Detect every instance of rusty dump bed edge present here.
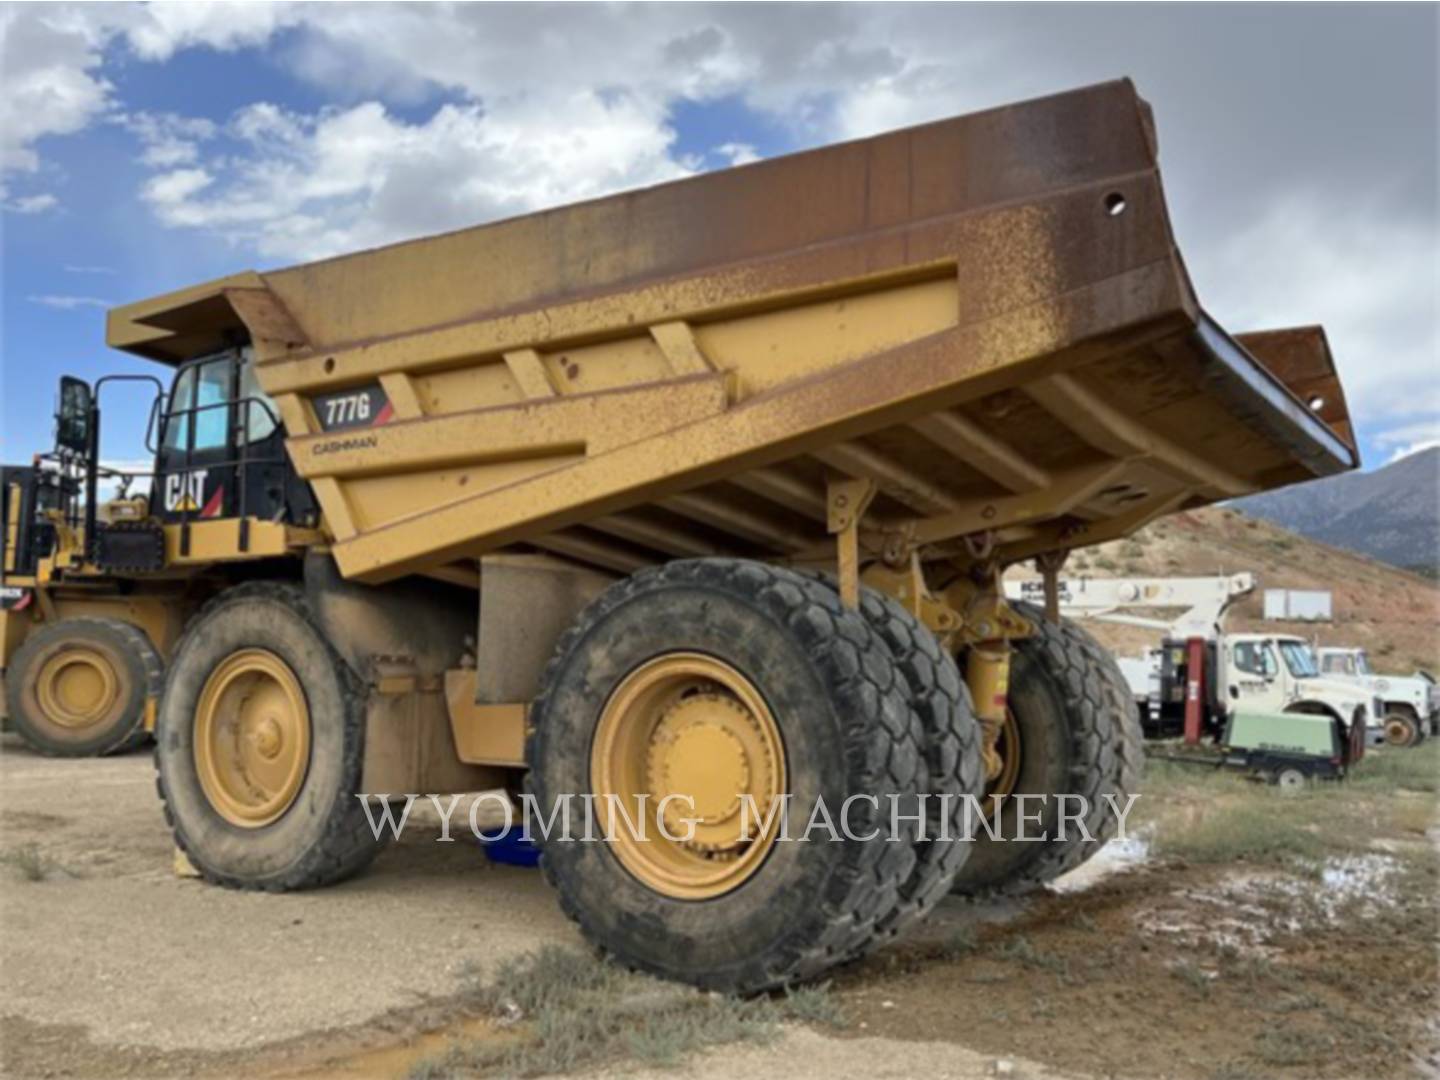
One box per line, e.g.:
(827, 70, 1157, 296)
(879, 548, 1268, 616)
(106, 80, 1358, 583)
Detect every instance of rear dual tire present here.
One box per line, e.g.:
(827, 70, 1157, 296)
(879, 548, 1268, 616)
(797, 573, 984, 938)
(529, 559, 955, 993)
(949, 602, 1144, 896)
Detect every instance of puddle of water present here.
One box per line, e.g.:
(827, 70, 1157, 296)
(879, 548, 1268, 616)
(271, 1015, 512, 1079)
(1318, 854, 1398, 902)
(1050, 829, 1152, 894)
(1134, 853, 1403, 955)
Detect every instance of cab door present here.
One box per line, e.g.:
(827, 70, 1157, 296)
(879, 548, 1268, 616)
(1227, 640, 1285, 712)
(153, 349, 311, 533)
(154, 354, 234, 523)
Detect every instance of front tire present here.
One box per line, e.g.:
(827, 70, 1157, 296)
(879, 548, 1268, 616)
(5, 617, 161, 757)
(529, 559, 927, 992)
(156, 583, 381, 891)
(1382, 711, 1421, 748)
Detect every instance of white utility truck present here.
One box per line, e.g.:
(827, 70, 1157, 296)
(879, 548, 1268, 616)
(1316, 647, 1437, 745)
(1006, 574, 1379, 746)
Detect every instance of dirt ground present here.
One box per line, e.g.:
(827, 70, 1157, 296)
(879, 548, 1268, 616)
(2, 734, 1437, 1080)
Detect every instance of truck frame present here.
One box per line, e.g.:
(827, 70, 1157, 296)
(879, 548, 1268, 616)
(0, 81, 1358, 991)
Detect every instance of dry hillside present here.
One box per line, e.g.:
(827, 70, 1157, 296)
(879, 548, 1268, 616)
(1009, 505, 1440, 675)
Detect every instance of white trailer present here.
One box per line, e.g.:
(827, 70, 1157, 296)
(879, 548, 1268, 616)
(1263, 589, 1333, 621)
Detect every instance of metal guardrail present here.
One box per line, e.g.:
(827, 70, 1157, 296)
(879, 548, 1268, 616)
(42, 392, 286, 563)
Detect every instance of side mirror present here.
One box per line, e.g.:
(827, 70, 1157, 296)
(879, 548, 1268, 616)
(56, 376, 93, 454)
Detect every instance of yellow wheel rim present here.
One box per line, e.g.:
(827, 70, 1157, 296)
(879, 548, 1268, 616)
(1384, 718, 1411, 746)
(36, 647, 120, 729)
(591, 653, 786, 900)
(194, 649, 311, 828)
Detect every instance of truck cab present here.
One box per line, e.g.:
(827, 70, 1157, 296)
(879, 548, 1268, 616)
(1317, 646, 1437, 741)
(1220, 633, 1379, 744)
(144, 346, 317, 532)
(3, 347, 317, 584)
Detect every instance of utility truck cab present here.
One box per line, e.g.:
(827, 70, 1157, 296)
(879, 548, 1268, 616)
(1317, 646, 1437, 745)
(1221, 633, 1378, 744)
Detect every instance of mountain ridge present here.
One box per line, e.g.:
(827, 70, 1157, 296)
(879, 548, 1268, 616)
(1233, 446, 1438, 574)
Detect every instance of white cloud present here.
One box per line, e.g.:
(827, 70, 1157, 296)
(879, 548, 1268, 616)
(143, 167, 215, 212)
(714, 142, 761, 167)
(1375, 420, 1440, 463)
(123, 112, 217, 167)
(1387, 440, 1440, 464)
(1188, 192, 1439, 452)
(4, 192, 59, 214)
(27, 294, 111, 310)
(64, 264, 116, 274)
(139, 93, 690, 260)
(118, 1, 300, 61)
(0, 3, 296, 198)
(0, 6, 112, 175)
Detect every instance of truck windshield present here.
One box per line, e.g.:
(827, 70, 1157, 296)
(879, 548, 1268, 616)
(1354, 651, 1373, 675)
(1279, 641, 1320, 678)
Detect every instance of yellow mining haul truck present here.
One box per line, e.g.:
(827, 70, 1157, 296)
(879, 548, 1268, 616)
(0, 81, 1357, 990)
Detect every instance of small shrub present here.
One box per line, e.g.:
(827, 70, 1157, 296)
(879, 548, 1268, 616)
(780, 982, 845, 1027)
(1171, 959, 1213, 996)
(939, 924, 980, 956)
(1253, 1028, 1330, 1067)
(1351, 742, 1439, 794)
(410, 946, 843, 1078)
(2, 845, 53, 882)
(998, 935, 1067, 974)
(1148, 799, 1331, 866)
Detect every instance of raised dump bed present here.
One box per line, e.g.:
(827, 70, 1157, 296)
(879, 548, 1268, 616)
(108, 79, 1355, 585)
(1, 79, 1357, 995)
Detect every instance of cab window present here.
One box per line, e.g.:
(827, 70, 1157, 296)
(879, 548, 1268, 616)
(162, 367, 194, 451)
(1278, 640, 1319, 678)
(163, 359, 232, 453)
(239, 360, 278, 443)
(1233, 642, 1278, 678)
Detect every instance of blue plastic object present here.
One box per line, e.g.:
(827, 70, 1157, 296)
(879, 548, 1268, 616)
(478, 825, 542, 867)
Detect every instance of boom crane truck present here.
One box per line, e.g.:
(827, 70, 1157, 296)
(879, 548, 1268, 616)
(0, 82, 1360, 991)
(1005, 573, 1378, 750)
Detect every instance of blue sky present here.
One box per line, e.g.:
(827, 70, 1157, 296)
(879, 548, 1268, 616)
(2, 3, 1436, 476)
